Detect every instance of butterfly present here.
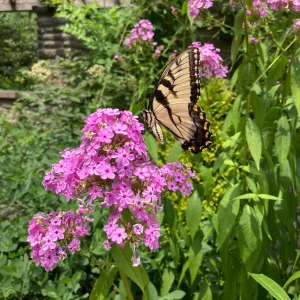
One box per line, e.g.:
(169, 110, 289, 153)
(143, 47, 213, 154)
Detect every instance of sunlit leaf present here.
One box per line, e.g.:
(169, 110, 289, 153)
(246, 119, 262, 170)
(111, 244, 149, 293)
(186, 191, 202, 240)
(90, 266, 118, 300)
(213, 183, 240, 249)
(250, 273, 290, 300)
(275, 115, 291, 168)
(283, 270, 300, 290)
(238, 205, 262, 272)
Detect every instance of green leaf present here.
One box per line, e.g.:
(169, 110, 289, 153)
(200, 165, 213, 197)
(250, 273, 290, 300)
(283, 270, 300, 290)
(198, 281, 212, 300)
(178, 261, 189, 288)
(238, 205, 262, 272)
(143, 282, 158, 300)
(161, 269, 175, 296)
(234, 9, 245, 38)
(213, 183, 240, 249)
(188, 233, 203, 284)
(181, 0, 188, 15)
(267, 57, 288, 87)
(275, 115, 291, 168)
(90, 266, 118, 300)
(186, 191, 202, 240)
(234, 193, 257, 200)
(159, 290, 186, 300)
(111, 244, 149, 293)
(257, 194, 282, 201)
(291, 53, 300, 115)
(246, 119, 262, 170)
(144, 132, 158, 163)
(167, 143, 183, 162)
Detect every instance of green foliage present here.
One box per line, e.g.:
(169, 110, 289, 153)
(1, 0, 300, 299)
(0, 12, 38, 89)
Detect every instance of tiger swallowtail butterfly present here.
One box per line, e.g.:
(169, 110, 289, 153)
(143, 47, 213, 154)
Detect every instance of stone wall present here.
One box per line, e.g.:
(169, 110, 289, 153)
(34, 6, 84, 59)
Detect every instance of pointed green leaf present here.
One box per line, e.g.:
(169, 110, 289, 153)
(90, 266, 118, 300)
(111, 244, 149, 293)
(283, 270, 300, 290)
(234, 193, 257, 200)
(238, 205, 262, 272)
(275, 115, 290, 168)
(250, 273, 290, 300)
(213, 184, 240, 249)
(159, 290, 186, 300)
(290, 54, 300, 115)
(246, 119, 262, 170)
(144, 132, 158, 163)
(161, 269, 175, 296)
(186, 191, 202, 240)
(144, 282, 158, 300)
(198, 281, 212, 300)
(167, 142, 183, 162)
(257, 194, 282, 201)
(188, 233, 203, 284)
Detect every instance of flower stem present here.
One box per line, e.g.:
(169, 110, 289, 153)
(119, 271, 134, 300)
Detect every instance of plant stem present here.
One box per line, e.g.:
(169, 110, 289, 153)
(119, 271, 134, 300)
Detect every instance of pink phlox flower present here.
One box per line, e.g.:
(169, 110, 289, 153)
(246, 0, 268, 16)
(89, 183, 103, 201)
(132, 244, 141, 267)
(98, 127, 114, 144)
(142, 186, 158, 202)
(48, 226, 65, 241)
(114, 122, 128, 135)
(133, 224, 143, 235)
(99, 162, 116, 180)
(188, 0, 213, 18)
(104, 221, 119, 238)
(104, 240, 111, 250)
(293, 19, 300, 32)
(41, 236, 57, 253)
(144, 225, 160, 250)
(111, 227, 128, 244)
(73, 225, 89, 238)
(189, 42, 228, 78)
(41, 250, 59, 272)
(114, 147, 135, 166)
(170, 5, 177, 14)
(134, 166, 151, 180)
(250, 36, 259, 44)
(118, 188, 135, 208)
(125, 19, 154, 47)
(67, 238, 81, 254)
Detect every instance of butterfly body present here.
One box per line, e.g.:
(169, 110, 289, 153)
(143, 47, 213, 154)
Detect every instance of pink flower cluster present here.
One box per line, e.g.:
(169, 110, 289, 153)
(250, 36, 259, 44)
(189, 42, 228, 78)
(188, 0, 213, 18)
(293, 18, 300, 32)
(247, 0, 268, 16)
(170, 6, 177, 14)
(27, 211, 91, 271)
(266, 0, 300, 11)
(125, 19, 155, 48)
(42, 109, 195, 267)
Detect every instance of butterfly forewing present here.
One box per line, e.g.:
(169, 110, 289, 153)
(145, 47, 213, 154)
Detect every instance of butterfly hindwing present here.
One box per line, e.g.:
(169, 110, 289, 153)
(145, 47, 213, 154)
